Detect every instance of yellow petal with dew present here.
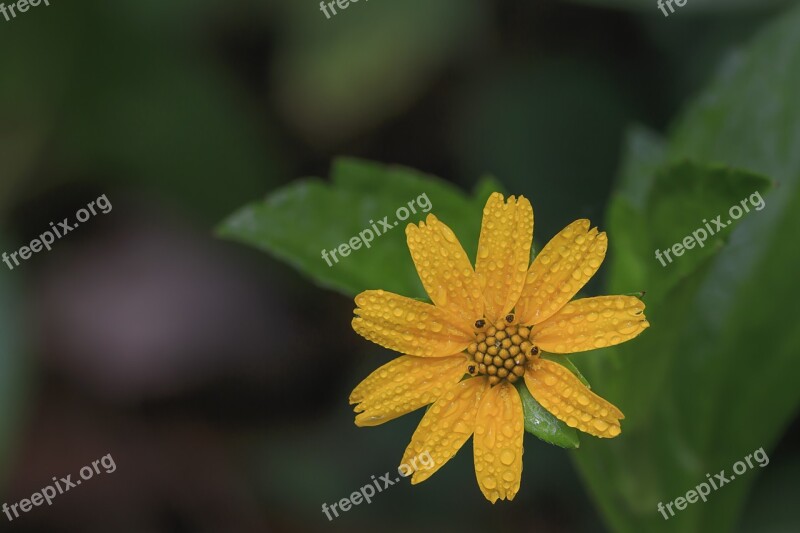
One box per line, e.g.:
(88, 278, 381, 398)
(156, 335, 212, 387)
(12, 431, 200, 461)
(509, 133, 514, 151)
(353, 290, 473, 357)
(350, 354, 470, 427)
(525, 358, 623, 438)
(531, 295, 649, 354)
(516, 219, 607, 326)
(473, 381, 524, 503)
(402, 376, 488, 484)
(406, 214, 484, 327)
(476, 193, 533, 323)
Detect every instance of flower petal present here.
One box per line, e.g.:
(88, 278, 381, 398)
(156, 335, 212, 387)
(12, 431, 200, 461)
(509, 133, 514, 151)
(475, 193, 534, 323)
(516, 219, 608, 326)
(473, 381, 524, 503)
(401, 376, 488, 484)
(532, 296, 649, 354)
(525, 358, 623, 438)
(406, 214, 484, 327)
(350, 355, 470, 427)
(353, 290, 473, 357)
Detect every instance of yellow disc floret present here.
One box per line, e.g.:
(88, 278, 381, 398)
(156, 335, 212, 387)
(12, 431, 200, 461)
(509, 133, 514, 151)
(466, 314, 539, 386)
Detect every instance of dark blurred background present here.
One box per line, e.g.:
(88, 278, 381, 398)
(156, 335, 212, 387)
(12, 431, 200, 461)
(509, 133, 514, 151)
(0, 0, 797, 531)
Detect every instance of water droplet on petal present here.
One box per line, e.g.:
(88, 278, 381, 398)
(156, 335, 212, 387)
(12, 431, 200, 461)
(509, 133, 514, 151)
(500, 450, 515, 465)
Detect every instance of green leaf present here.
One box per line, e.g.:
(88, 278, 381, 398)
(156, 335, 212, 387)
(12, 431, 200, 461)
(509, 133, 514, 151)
(516, 381, 580, 450)
(605, 127, 667, 294)
(647, 162, 771, 297)
(217, 158, 495, 298)
(576, 5, 800, 533)
(611, 160, 772, 302)
(518, 353, 590, 449)
(615, 126, 668, 211)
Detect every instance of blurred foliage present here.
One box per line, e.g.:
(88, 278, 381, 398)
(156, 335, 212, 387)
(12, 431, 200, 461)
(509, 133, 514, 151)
(1, 0, 798, 530)
(568, 0, 792, 11)
(452, 57, 640, 238)
(575, 4, 800, 532)
(0, 0, 280, 223)
(272, 0, 486, 145)
(0, 243, 30, 489)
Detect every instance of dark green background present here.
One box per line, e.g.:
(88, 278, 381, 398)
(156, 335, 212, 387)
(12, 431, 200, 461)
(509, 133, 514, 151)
(0, 0, 798, 532)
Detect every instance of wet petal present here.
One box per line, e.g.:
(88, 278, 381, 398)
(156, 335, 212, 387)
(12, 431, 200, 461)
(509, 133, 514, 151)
(476, 193, 533, 323)
(350, 355, 470, 427)
(516, 219, 607, 326)
(473, 382, 524, 503)
(525, 358, 623, 438)
(401, 376, 487, 484)
(406, 214, 484, 327)
(532, 295, 649, 354)
(353, 290, 473, 357)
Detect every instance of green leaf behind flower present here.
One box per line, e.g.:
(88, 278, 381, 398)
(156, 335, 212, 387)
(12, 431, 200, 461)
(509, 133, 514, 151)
(218, 158, 496, 298)
(608, 159, 772, 303)
(575, 5, 800, 532)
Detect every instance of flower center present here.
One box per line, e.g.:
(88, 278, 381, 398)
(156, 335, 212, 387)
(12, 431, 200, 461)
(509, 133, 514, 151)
(466, 314, 539, 386)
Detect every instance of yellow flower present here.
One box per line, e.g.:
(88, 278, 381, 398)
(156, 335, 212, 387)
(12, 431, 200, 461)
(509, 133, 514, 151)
(349, 192, 649, 503)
